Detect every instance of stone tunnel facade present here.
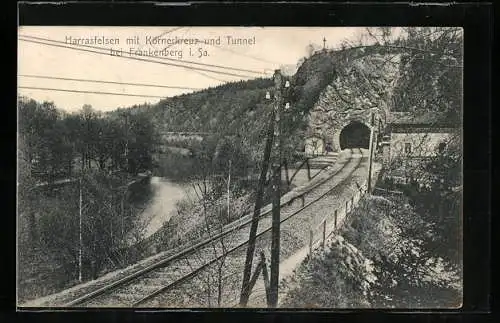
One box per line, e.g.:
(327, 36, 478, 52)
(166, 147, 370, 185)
(303, 54, 396, 155)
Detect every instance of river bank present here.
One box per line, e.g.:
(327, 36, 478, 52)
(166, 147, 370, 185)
(126, 176, 196, 245)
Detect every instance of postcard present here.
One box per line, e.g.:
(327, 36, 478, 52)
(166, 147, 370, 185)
(17, 26, 463, 309)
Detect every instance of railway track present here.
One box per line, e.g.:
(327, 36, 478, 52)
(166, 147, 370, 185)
(140, 148, 367, 308)
(55, 148, 364, 307)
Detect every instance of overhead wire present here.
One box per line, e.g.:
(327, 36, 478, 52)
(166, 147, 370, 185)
(160, 27, 234, 83)
(193, 70, 231, 83)
(19, 34, 267, 76)
(18, 74, 202, 90)
(19, 86, 174, 99)
(19, 37, 258, 80)
(135, 26, 184, 51)
(19, 29, 277, 97)
(25, 27, 232, 86)
(19, 37, 263, 84)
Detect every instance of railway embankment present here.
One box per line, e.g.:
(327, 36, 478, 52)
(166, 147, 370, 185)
(139, 149, 365, 307)
(20, 152, 348, 308)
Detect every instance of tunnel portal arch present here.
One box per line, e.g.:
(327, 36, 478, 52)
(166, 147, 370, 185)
(338, 121, 370, 150)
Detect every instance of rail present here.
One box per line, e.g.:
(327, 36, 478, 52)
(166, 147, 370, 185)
(23, 150, 358, 307)
(63, 150, 354, 306)
(124, 153, 343, 262)
(132, 149, 363, 306)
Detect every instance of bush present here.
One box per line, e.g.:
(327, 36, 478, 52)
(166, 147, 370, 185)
(343, 195, 461, 308)
(281, 194, 462, 308)
(282, 235, 376, 308)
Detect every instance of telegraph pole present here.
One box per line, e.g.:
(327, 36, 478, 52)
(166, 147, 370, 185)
(269, 70, 285, 307)
(239, 90, 275, 306)
(239, 70, 288, 307)
(367, 112, 375, 193)
(120, 111, 129, 240)
(121, 111, 130, 174)
(227, 159, 231, 221)
(121, 190, 125, 239)
(78, 177, 83, 283)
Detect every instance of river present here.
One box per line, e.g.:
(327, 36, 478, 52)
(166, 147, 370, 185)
(127, 176, 196, 244)
(128, 159, 331, 245)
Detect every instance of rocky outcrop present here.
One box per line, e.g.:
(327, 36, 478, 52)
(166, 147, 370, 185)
(304, 53, 399, 152)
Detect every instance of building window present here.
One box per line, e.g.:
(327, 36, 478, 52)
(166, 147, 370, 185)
(404, 142, 412, 154)
(438, 142, 446, 153)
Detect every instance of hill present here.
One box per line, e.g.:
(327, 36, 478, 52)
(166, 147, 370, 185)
(125, 51, 349, 167)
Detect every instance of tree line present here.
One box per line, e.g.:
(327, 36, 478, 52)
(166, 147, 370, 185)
(18, 98, 156, 183)
(17, 97, 156, 302)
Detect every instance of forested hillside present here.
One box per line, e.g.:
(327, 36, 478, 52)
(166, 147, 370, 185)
(124, 52, 348, 172)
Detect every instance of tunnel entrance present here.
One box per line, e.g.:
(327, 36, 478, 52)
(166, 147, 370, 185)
(339, 121, 370, 149)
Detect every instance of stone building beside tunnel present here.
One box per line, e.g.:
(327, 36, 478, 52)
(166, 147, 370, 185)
(379, 111, 460, 185)
(386, 112, 458, 160)
(304, 134, 325, 156)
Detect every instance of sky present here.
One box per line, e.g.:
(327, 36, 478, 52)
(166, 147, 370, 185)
(18, 27, 366, 112)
